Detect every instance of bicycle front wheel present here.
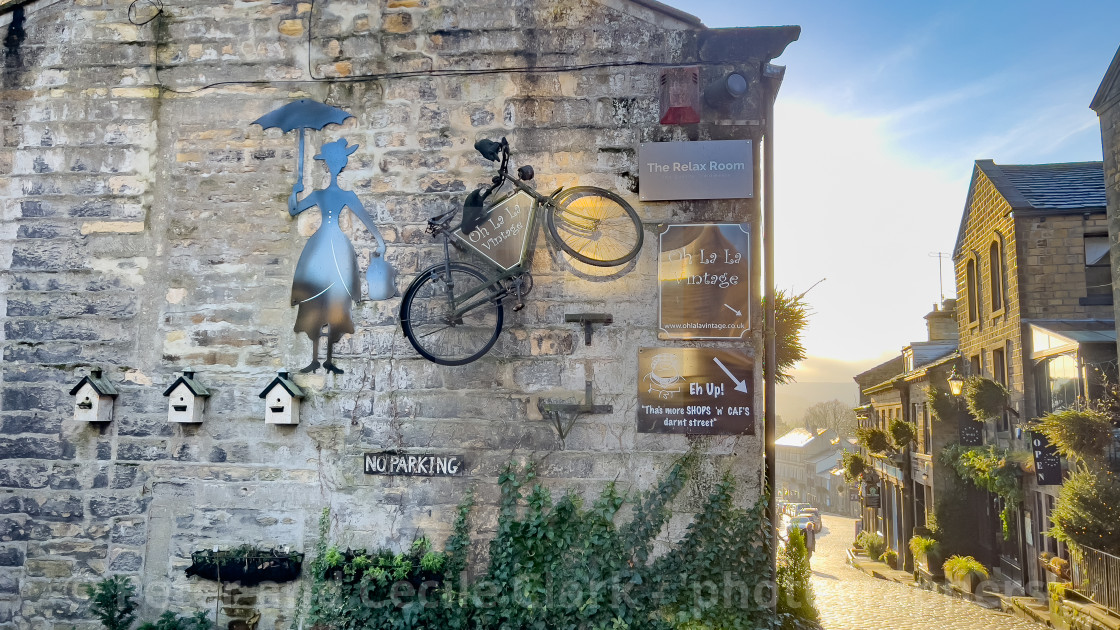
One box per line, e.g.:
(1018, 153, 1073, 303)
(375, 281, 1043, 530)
(399, 262, 504, 366)
(546, 186, 643, 267)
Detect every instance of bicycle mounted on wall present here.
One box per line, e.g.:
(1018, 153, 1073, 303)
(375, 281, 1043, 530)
(400, 137, 644, 365)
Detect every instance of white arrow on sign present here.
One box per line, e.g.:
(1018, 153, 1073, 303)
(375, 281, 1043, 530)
(723, 304, 742, 317)
(712, 357, 748, 393)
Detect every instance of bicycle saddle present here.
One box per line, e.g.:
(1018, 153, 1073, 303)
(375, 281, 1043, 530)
(461, 189, 488, 235)
(474, 138, 503, 162)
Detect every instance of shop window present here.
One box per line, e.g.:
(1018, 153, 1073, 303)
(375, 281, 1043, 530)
(1083, 234, 1112, 304)
(990, 239, 1006, 313)
(1036, 353, 1079, 414)
(966, 258, 979, 323)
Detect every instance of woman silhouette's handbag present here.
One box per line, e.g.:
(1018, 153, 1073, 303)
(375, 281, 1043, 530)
(365, 255, 398, 301)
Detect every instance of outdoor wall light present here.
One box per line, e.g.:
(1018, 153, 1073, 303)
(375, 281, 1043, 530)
(703, 72, 749, 111)
(947, 366, 965, 397)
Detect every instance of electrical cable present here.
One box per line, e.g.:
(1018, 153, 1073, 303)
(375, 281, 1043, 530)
(128, 0, 163, 26)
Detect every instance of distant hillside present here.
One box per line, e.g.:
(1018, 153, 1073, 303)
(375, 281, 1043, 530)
(776, 381, 858, 424)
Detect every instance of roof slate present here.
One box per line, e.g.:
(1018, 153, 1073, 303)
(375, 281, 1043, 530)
(980, 161, 1106, 211)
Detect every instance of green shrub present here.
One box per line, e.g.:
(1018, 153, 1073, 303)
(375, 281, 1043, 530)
(879, 549, 898, 569)
(940, 443, 1023, 540)
(137, 611, 210, 630)
(908, 535, 939, 559)
(842, 451, 868, 481)
(85, 575, 137, 630)
(926, 385, 964, 422)
(777, 528, 819, 624)
(889, 418, 916, 449)
(942, 555, 989, 581)
(963, 376, 1009, 420)
(856, 427, 891, 453)
(856, 531, 886, 559)
(304, 456, 784, 630)
(1032, 409, 1113, 464)
(1049, 467, 1120, 553)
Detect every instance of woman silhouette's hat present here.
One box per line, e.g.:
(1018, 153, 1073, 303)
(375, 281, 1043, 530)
(314, 138, 358, 161)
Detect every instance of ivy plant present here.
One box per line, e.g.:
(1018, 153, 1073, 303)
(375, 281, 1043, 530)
(301, 455, 808, 630)
(940, 443, 1023, 539)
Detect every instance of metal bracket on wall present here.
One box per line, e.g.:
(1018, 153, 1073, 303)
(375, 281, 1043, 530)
(565, 313, 612, 345)
(537, 380, 612, 441)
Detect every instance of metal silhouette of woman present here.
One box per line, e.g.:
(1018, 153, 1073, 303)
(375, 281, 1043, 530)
(288, 138, 385, 374)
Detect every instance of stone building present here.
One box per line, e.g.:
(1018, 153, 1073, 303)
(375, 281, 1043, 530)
(952, 159, 1112, 591)
(774, 426, 849, 512)
(852, 300, 958, 572)
(0, 0, 798, 627)
(1095, 44, 1120, 355)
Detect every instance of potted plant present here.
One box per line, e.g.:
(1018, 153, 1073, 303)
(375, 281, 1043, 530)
(908, 535, 942, 578)
(185, 545, 303, 587)
(943, 555, 989, 594)
(879, 549, 899, 569)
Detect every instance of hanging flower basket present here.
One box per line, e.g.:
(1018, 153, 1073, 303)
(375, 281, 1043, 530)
(962, 376, 1010, 420)
(185, 546, 303, 587)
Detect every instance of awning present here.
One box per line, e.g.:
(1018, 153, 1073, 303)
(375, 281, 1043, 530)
(1028, 320, 1116, 359)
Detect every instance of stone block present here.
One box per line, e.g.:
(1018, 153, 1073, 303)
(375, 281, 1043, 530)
(0, 546, 26, 568)
(39, 495, 83, 521)
(89, 495, 150, 518)
(0, 413, 62, 435)
(0, 437, 65, 460)
(0, 518, 28, 542)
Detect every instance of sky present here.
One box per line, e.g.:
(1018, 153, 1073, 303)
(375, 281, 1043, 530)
(671, 0, 1120, 389)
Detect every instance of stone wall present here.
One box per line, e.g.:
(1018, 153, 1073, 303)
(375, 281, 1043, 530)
(0, 1, 794, 627)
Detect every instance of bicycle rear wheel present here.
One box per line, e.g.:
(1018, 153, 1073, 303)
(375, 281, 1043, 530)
(546, 186, 643, 267)
(399, 262, 504, 366)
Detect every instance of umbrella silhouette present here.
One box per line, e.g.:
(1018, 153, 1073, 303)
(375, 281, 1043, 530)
(252, 99, 354, 193)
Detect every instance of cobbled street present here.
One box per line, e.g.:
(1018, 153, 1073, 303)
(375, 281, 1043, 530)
(811, 514, 1046, 630)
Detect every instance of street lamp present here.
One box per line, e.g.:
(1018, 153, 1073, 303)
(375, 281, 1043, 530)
(947, 366, 965, 397)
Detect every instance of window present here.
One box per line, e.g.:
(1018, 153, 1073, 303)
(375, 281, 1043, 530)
(922, 401, 931, 453)
(1036, 353, 1079, 414)
(989, 239, 1005, 312)
(1084, 234, 1112, 302)
(993, 348, 1008, 431)
(966, 258, 979, 322)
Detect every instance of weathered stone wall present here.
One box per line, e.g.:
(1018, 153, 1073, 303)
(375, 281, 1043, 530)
(0, 1, 792, 627)
(1099, 67, 1120, 361)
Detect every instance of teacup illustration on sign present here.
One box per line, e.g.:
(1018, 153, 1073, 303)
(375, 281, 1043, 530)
(253, 100, 397, 375)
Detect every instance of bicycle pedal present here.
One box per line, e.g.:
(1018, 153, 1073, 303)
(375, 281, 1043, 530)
(513, 302, 525, 312)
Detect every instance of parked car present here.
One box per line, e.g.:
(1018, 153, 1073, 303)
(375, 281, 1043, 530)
(785, 502, 810, 517)
(797, 508, 821, 530)
(785, 516, 811, 534)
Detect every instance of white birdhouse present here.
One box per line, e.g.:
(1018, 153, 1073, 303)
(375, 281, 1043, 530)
(163, 370, 210, 423)
(69, 368, 118, 423)
(259, 371, 304, 425)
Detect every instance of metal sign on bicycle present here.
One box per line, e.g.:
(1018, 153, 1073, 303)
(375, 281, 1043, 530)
(399, 137, 644, 366)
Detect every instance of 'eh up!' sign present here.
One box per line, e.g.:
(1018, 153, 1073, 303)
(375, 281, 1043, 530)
(364, 452, 465, 477)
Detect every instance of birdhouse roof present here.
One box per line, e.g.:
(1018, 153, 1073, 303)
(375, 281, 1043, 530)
(258, 372, 304, 399)
(163, 371, 211, 397)
(69, 369, 118, 397)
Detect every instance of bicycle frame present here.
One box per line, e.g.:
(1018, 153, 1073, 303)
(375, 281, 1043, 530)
(431, 176, 560, 320)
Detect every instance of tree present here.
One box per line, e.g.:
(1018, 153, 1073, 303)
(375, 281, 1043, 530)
(763, 289, 810, 385)
(801, 399, 856, 439)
